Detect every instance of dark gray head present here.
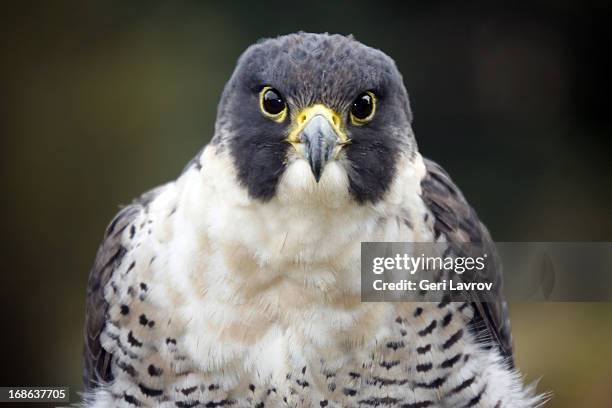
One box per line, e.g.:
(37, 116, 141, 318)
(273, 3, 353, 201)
(213, 32, 415, 204)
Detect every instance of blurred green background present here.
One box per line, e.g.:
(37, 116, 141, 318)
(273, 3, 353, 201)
(1, 1, 611, 407)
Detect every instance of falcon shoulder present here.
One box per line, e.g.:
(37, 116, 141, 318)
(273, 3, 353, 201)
(419, 157, 514, 362)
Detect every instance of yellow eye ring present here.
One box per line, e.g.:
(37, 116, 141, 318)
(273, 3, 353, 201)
(260, 86, 288, 122)
(349, 91, 376, 125)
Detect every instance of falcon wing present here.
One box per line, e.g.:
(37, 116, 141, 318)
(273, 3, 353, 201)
(83, 186, 163, 391)
(83, 204, 139, 390)
(420, 158, 513, 362)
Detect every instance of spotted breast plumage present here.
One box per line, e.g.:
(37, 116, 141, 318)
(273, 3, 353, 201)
(83, 33, 545, 407)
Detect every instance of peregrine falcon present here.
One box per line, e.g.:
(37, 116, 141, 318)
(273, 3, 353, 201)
(83, 33, 544, 407)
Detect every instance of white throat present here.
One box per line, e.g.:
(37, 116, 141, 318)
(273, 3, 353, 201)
(178, 146, 431, 271)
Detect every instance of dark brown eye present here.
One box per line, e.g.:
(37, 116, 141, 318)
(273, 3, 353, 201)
(350, 91, 376, 124)
(260, 87, 287, 120)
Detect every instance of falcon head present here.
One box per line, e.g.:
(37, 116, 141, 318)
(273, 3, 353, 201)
(212, 33, 416, 205)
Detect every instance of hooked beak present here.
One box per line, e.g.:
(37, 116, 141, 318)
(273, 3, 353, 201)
(300, 114, 339, 182)
(285, 105, 350, 182)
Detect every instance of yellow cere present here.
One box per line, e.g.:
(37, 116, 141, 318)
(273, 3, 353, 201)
(285, 104, 350, 145)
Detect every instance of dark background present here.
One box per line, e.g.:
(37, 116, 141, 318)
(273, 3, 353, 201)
(1, 1, 611, 406)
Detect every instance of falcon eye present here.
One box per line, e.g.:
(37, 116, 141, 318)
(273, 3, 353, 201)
(260, 87, 287, 122)
(349, 91, 376, 125)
